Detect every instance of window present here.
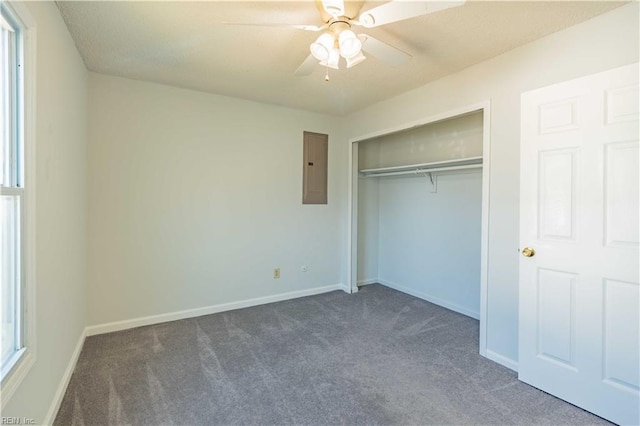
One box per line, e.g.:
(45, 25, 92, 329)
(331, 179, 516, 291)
(0, 1, 32, 394)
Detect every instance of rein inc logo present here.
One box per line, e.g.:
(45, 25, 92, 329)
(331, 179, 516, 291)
(1, 418, 35, 425)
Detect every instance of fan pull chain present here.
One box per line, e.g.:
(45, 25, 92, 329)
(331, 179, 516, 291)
(324, 64, 330, 82)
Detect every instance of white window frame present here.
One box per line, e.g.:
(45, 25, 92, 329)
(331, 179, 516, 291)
(0, 0, 36, 407)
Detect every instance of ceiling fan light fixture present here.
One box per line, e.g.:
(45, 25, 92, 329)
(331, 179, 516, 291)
(321, 0, 345, 17)
(338, 30, 362, 59)
(320, 47, 340, 70)
(310, 32, 334, 61)
(310, 43, 329, 61)
(346, 50, 366, 68)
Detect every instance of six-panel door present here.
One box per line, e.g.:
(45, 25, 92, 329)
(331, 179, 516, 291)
(519, 63, 639, 425)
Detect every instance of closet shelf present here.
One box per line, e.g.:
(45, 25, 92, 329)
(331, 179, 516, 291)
(360, 156, 483, 178)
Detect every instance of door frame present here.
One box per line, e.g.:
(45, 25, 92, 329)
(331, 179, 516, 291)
(346, 100, 492, 358)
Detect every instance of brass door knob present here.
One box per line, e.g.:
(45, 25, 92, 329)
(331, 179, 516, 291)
(522, 247, 535, 257)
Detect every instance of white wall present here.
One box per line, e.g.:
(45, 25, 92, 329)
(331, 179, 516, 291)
(356, 177, 379, 283)
(377, 171, 482, 317)
(86, 74, 346, 326)
(345, 3, 639, 366)
(1, 2, 88, 423)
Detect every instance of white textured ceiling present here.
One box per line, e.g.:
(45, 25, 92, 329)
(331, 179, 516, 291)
(57, 1, 625, 115)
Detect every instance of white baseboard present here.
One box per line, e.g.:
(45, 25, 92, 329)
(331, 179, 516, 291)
(86, 283, 345, 336)
(378, 279, 518, 372)
(357, 278, 377, 286)
(485, 349, 518, 372)
(376, 278, 517, 373)
(41, 281, 513, 425)
(378, 278, 480, 320)
(43, 284, 346, 423)
(43, 328, 86, 425)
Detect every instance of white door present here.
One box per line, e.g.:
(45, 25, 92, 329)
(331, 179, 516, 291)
(519, 63, 639, 425)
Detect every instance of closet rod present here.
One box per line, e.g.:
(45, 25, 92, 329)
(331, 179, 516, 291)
(362, 164, 481, 178)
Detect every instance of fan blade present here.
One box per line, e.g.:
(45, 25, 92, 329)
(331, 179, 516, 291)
(222, 22, 327, 32)
(359, 34, 411, 66)
(294, 54, 318, 76)
(356, 0, 465, 28)
(320, 0, 346, 17)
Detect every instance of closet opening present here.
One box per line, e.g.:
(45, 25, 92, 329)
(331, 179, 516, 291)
(347, 102, 491, 357)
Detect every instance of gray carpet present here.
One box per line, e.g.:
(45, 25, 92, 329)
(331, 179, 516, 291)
(54, 284, 610, 425)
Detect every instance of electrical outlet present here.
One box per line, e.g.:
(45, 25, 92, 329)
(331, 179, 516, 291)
(273, 268, 280, 279)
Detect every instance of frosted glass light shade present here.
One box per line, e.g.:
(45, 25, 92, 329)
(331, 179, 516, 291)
(310, 33, 335, 61)
(320, 47, 340, 70)
(346, 50, 366, 68)
(338, 30, 362, 59)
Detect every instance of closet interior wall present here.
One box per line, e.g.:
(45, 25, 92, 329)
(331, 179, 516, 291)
(357, 111, 484, 318)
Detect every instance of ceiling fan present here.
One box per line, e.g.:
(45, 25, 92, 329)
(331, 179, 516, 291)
(224, 0, 466, 79)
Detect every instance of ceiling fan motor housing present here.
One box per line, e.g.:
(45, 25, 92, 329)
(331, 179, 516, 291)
(329, 19, 350, 33)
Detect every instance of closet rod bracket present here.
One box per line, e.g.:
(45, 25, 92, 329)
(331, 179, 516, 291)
(416, 170, 437, 193)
